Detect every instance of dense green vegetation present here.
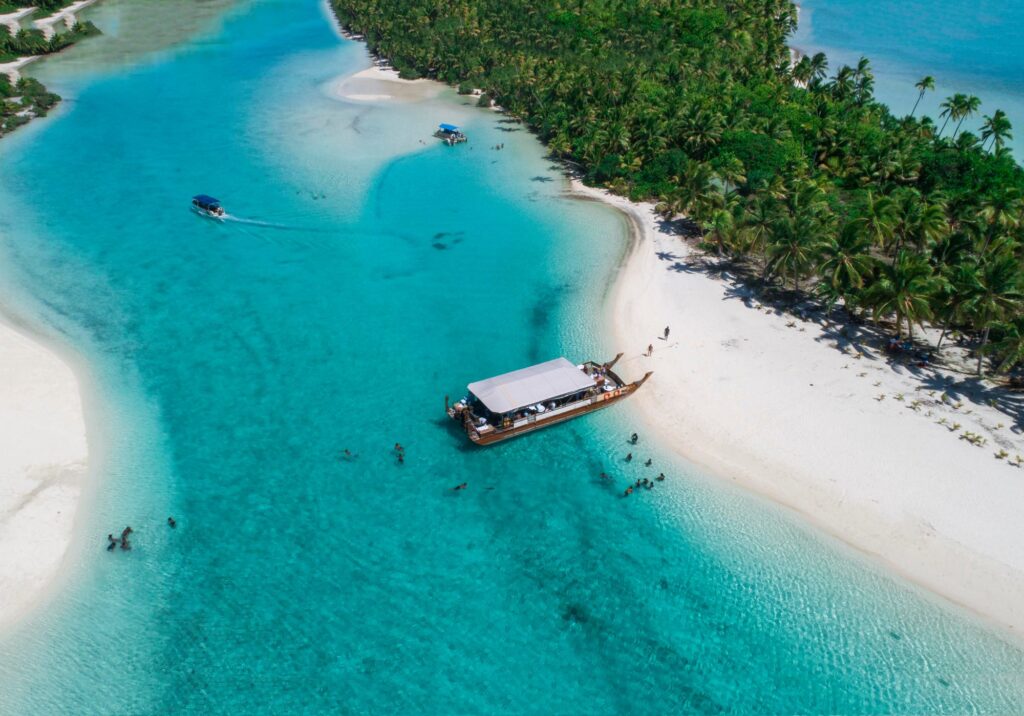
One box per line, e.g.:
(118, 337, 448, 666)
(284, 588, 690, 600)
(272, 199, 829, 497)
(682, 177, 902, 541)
(0, 18, 98, 62)
(0, 20, 98, 137)
(0, 71, 59, 133)
(0, 0, 80, 13)
(331, 0, 1024, 377)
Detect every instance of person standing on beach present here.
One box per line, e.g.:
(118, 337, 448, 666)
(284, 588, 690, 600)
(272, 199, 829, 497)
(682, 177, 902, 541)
(646, 344, 653, 356)
(664, 326, 670, 340)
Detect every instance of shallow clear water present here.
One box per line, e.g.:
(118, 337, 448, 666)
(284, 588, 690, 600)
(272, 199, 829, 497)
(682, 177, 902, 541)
(1, 1, 1024, 712)
(792, 0, 1024, 154)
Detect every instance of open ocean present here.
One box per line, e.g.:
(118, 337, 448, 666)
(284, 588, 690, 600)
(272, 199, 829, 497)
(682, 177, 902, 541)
(0, 0, 1023, 712)
(793, 0, 1024, 154)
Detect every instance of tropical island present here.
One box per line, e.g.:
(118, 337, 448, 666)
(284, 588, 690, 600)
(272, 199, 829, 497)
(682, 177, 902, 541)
(3, 0, 1024, 710)
(0, 0, 99, 136)
(326, 0, 1024, 635)
(330, 0, 1024, 378)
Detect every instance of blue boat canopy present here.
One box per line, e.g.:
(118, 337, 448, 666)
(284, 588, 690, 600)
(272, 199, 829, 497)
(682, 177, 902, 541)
(439, 123, 459, 132)
(192, 194, 221, 206)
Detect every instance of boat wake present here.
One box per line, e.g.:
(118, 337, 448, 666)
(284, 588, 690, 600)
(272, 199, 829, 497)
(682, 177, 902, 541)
(220, 214, 302, 231)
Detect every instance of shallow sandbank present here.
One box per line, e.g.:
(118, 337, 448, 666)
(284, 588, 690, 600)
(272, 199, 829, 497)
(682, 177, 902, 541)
(324, 66, 444, 104)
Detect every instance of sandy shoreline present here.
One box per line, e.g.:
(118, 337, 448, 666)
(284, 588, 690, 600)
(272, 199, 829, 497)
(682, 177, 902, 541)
(0, 318, 88, 629)
(573, 180, 1024, 639)
(324, 65, 443, 104)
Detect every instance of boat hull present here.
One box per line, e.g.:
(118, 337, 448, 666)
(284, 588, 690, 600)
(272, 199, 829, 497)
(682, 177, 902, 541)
(463, 385, 639, 445)
(447, 364, 651, 446)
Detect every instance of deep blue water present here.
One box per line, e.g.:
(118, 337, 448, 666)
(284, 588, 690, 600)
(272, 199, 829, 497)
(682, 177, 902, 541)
(1, 1, 1024, 712)
(793, 0, 1024, 153)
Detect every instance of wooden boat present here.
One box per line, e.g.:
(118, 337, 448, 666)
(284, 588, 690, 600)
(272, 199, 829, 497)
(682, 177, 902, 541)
(446, 354, 651, 445)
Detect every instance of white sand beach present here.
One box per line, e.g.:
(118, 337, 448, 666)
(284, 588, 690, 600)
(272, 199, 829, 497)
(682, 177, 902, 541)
(0, 55, 39, 83)
(0, 320, 88, 628)
(0, 7, 36, 35)
(579, 181, 1024, 638)
(324, 65, 443, 104)
(33, 0, 99, 40)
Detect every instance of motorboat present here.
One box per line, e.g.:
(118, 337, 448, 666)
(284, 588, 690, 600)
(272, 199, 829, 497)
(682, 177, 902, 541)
(192, 194, 225, 218)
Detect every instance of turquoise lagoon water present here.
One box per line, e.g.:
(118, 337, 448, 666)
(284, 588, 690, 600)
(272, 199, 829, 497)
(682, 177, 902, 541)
(1, 1, 1024, 712)
(792, 0, 1024, 153)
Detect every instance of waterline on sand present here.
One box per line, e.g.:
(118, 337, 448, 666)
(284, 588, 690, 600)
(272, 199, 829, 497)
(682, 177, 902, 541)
(0, 316, 87, 630)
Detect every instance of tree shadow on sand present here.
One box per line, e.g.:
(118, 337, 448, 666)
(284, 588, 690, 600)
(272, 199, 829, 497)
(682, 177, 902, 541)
(659, 238, 1024, 428)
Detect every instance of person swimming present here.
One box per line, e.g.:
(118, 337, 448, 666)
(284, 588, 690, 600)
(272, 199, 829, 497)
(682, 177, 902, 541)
(453, 482, 468, 491)
(167, 517, 177, 529)
(656, 473, 666, 482)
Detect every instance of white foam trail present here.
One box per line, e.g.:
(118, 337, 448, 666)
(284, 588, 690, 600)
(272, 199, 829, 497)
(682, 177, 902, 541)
(220, 214, 297, 230)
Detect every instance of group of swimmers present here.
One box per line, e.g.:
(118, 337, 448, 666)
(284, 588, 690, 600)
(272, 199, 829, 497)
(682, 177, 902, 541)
(616, 432, 667, 497)
(106, 526, 133, 552)
(105, 517, 176, 552)
(338, 443, 406, 464)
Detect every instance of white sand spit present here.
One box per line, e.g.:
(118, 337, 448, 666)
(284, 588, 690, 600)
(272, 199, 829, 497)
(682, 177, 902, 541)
(324, 65, 443, 104)
(0, 320, 88, 628)
(578, 180, 1024, 638)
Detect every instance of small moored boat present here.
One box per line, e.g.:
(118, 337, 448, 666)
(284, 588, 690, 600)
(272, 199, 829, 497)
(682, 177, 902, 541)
(446, 354, 651, 445)
(434, 123, 467, 145)
(192, 194, 225, 218)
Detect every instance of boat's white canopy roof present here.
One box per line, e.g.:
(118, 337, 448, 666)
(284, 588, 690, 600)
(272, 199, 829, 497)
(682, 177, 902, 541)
(468, 357, 594, 414)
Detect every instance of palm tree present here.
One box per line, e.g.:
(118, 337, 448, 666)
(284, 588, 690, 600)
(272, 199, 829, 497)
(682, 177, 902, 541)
(791, 56, 813, 86)
(937, 93, 966, 137)
(963, 253, 1024, 376)
(910, 75, 935, 117)
(830, 65, 855, 101)
(978, 189, 1021, 254)
(986, 317, 1024, 374)
(863, 250, 937, 339)
(934, 260, 978, 351)
(715, 155, 746, 194)
(980, 109, 1012, 152)
(703, 201, 741, 256)
(817, 221, 877, 311)
(806, 52, 828, 85)
(953, 94, 981, 137)
(766, 212, 821, 292)
(739, 194, 778, 269)
(854, 191, 898, 252)
(891, 191, 947, 255)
